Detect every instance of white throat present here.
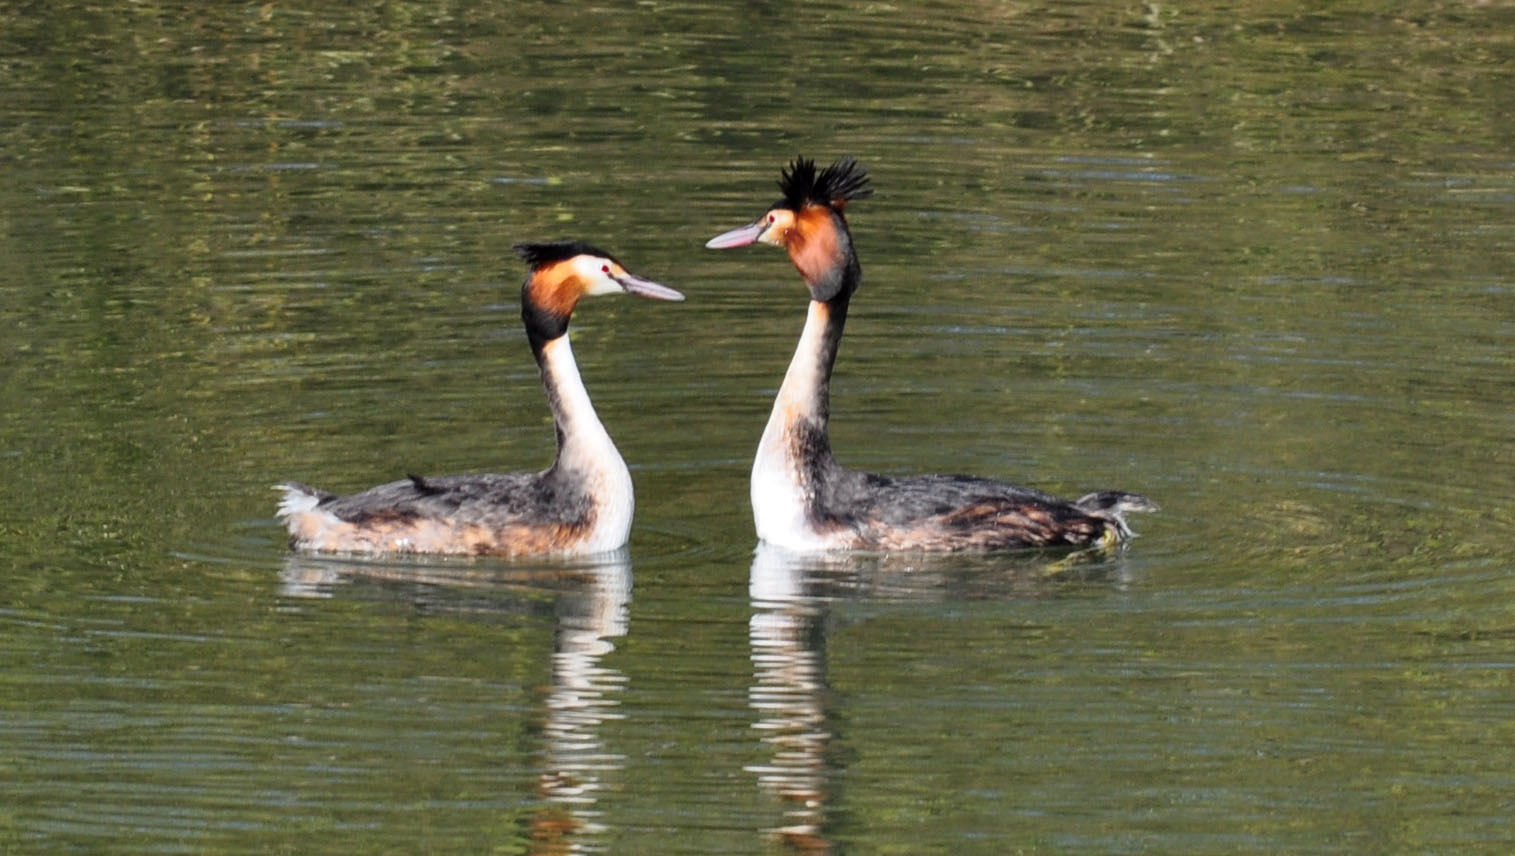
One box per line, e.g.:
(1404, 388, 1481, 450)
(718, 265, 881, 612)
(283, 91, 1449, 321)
(751, 300, 843, 550)
(541, 335, 635, 552)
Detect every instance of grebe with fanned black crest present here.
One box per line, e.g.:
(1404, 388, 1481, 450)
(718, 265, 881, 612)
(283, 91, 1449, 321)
(706, 157, 1155, 552)
(276, 241, 684, 557)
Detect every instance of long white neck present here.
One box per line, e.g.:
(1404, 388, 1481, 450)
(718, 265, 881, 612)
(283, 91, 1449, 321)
(540, 334, 634, 552)
(751, 300, 844, 550)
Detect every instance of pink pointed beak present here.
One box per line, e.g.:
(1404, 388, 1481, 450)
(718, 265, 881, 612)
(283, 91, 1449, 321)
(705, 220, 766, 249)
(615, 273, 685, 301)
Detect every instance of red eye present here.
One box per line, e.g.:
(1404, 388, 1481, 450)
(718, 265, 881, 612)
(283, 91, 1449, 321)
(601, 264, 610, 273)
(767, 215, 775, 225)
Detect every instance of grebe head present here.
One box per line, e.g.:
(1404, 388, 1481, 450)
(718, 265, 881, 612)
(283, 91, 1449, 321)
(706, 157, 872, 302)
(514, 241, 683, 345)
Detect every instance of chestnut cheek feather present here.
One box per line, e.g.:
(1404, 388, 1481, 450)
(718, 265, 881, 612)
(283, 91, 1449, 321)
(788, 208, 842, 287)
(530, 264, 584, 318)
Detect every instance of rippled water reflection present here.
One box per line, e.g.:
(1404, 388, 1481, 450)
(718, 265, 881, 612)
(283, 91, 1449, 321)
(284, 553, 634, 852)
(4, 1, 1515, 853)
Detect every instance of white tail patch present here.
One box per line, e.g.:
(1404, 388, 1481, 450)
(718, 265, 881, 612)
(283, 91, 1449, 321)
(273, 483, 360, 551)
(274, 483, 321, 522)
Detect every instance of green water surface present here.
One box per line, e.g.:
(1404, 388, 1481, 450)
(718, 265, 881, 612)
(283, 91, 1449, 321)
(3, 2, 1514, 853)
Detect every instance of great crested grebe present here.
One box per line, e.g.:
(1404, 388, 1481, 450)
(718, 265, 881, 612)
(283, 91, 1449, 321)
(706, 157, 1155, 552)
(275, 241, 684, 557)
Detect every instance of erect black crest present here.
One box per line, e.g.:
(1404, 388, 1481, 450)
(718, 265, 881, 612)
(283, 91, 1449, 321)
(512, 240, 620, 269)
(778, 156, 874, 211)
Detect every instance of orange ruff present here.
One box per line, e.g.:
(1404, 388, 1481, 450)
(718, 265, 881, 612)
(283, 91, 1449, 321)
(527, 261, 586, 318)
(787, 206, 843, 286)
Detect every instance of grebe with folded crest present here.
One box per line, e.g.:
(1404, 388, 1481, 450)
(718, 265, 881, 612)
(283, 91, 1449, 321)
(276, 241, 683, 557)
(706, 157, 1155, 552)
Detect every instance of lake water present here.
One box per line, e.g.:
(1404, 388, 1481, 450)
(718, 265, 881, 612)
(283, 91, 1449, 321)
(3, 2, 1514, 853)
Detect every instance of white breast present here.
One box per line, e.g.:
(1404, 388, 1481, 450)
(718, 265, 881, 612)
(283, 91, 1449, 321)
(750, 427, 833, 551)
(749, 301, 859, 552)
(541, 335, 635, 554)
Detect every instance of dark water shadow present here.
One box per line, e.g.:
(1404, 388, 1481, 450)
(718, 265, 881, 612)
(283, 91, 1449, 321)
(751, 541, 1138, 603)
(280, 550, 631, 855)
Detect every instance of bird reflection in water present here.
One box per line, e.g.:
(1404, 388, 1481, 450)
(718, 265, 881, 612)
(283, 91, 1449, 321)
(280, 551, 631, 855)
(530, 554, 629, 855)
(746, 543, 1135, 852)
(747, 544, 841, 853)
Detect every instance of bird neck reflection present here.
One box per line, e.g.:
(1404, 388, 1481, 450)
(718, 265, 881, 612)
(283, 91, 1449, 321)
(531, 557, 631, 855)
(748, 544, 841, 853)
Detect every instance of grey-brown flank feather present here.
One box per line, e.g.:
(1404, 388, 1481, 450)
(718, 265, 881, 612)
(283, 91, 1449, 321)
(288, 472, 592, 532)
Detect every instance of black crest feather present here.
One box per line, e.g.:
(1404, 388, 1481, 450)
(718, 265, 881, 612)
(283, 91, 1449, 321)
(778, 156, 873, 210)
(512, 241, 620, 269)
